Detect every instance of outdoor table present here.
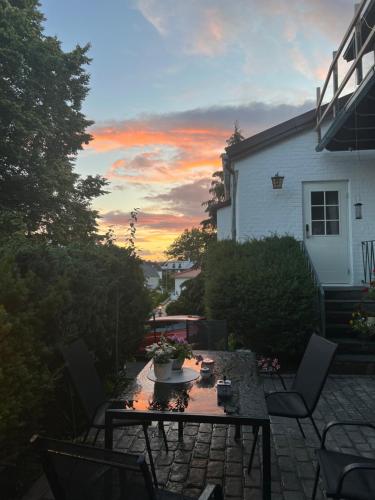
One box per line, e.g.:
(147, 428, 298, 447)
(105, 350, 271, 500)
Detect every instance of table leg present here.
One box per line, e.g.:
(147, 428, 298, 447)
(104, 413, 113, 449)
(262, 422, 271, 500)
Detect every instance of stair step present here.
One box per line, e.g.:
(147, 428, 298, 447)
(335, 353, 375, 363)
(329, 338, 375, 354)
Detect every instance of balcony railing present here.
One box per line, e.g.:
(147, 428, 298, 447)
(362, 240, 375, 284)
(316, 0, 375, 143)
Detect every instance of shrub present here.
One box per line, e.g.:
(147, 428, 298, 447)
(0, 238, 151, 489)
(204, 236, 318, 360)
(166, 273, 205, 316)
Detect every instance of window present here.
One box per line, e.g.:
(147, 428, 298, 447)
(311, 191, 339, 235)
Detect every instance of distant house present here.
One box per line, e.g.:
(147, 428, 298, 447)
(141, 262, 161, 290)
(161, 260, 194, 271)
(172, 268, 201, 298)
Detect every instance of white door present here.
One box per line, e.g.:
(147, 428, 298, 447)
(303, 181, 350, 284)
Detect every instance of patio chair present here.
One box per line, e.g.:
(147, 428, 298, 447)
(32, 435, 224, 500)
(60, 338, 168, 486)
(248, 333, 337, 473)
(312, 421, 375, 500)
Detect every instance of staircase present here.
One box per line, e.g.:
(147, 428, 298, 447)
(324, 286, 375, 373)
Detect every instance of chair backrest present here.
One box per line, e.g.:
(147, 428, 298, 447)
(60, 339, 107, 421)
(292, 333, 337, 413)
(190, 320, 228, 350)
(32, 436, 156, 500)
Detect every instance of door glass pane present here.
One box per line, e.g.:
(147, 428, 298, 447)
(312, 206, 324, 220)
(326, 191, 338, 205)
(326, 206, 339, 220)
(312, 221, 325, 235)
(326, 221, 340, 235)
(311, 192, 324, 205)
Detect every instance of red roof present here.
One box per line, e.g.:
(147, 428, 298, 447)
(172, 268, 201, 279)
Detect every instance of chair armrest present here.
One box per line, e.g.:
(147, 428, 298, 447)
(336, 462, 375, 496)
(320, 421, 375, 449)
(198, 484, 223, 500)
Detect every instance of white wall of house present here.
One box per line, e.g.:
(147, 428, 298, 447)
(219, 127, 375, 285)
(145, 276, 160, 290)
(174, 277, 188, 297)
(217, 205, 231, 240)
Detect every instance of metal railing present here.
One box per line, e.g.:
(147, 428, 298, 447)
(300, 241, 326, 337)
(361, 240, 375, 283)
(316, 0, 375, 141)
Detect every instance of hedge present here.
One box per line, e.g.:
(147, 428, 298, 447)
(204, 236, 318, 359)
(0, 239, 151, 494)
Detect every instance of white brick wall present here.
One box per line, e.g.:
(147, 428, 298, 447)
(218, 126, 375, 285)
(217, 205, 231, 240)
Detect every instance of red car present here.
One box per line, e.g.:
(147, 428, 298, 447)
(139, 315, 205, 352)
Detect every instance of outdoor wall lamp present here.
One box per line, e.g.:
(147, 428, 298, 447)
(354, 202, 363, 219)
(271, 173, 284, 189)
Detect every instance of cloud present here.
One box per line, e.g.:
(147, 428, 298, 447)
(90, 100, 313, 186)
(133, 0, 353, 80)
(102, 209, 202, 232)
(144, 178, 212, 217)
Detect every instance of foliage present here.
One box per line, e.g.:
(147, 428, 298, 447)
(149, 288, 170, 309)
(201, 121, 244, 229)
(201, 171, 225, 230)
(226, 120, 245, 147)
(0, 239, 151, 478)
(167, 336, 193, 361)
(204, 236, 318, 360)
(166, 273, 205, 316)
(0, 0, 108, 244)
(145, 336, 176, 363)
(349, 310, 375, 338)
(165, 228, 215, 265)
(363, 275, 375, 301)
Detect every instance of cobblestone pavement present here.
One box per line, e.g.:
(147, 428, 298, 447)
(25, 375, 375, 500)
(105, 375, 375, 500)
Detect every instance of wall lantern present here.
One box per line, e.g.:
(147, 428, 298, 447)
(271, 173, 284, 189)
(354, 202, 363, 219)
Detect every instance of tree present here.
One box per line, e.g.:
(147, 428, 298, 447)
(226, 120, 245, 147)
(0, 0, 108, 243)
(165, 228, 214, 266)
(201, 121, 244, 229)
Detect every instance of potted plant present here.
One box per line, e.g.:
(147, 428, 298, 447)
(145, 336, 176, 381)
(167, 336, 193, 370)
(349, 310, 375, 339)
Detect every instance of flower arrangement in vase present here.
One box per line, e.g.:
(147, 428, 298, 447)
(145, 336, 176, 381)
(167, 336, 193, 370)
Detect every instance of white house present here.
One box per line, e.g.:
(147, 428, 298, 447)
(217, 2, 375, 288)
(161, 260, 194, 271)
(172, 268, 201, 298)
(141, 262, 161, 290)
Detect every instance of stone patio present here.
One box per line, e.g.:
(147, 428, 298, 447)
(24, 374, 375, 500)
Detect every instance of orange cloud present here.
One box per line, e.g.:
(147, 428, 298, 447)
(89, 117, 227, 185)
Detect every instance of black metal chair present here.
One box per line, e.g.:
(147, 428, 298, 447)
(312, 421, 375, 500)
(32, 435, 223, 500)
(60, 339, 168, 486)
(248, 334, 337, 473)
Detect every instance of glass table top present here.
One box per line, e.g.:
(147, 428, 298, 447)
(116, 351, 268, 422)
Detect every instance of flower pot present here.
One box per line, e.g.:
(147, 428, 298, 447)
(153, 360, 173, 381)
(172, 358, 184, 371)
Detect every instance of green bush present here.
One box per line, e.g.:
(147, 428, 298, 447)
(0, 239, 151, 485)
(204, 236, 318, 360)
(166, 273, 205, 316)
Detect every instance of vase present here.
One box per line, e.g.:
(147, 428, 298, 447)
(172, 358, 184, 371)
(153, 360, 173, 381)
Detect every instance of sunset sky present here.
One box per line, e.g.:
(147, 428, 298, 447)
(41, 0, 355, 260)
